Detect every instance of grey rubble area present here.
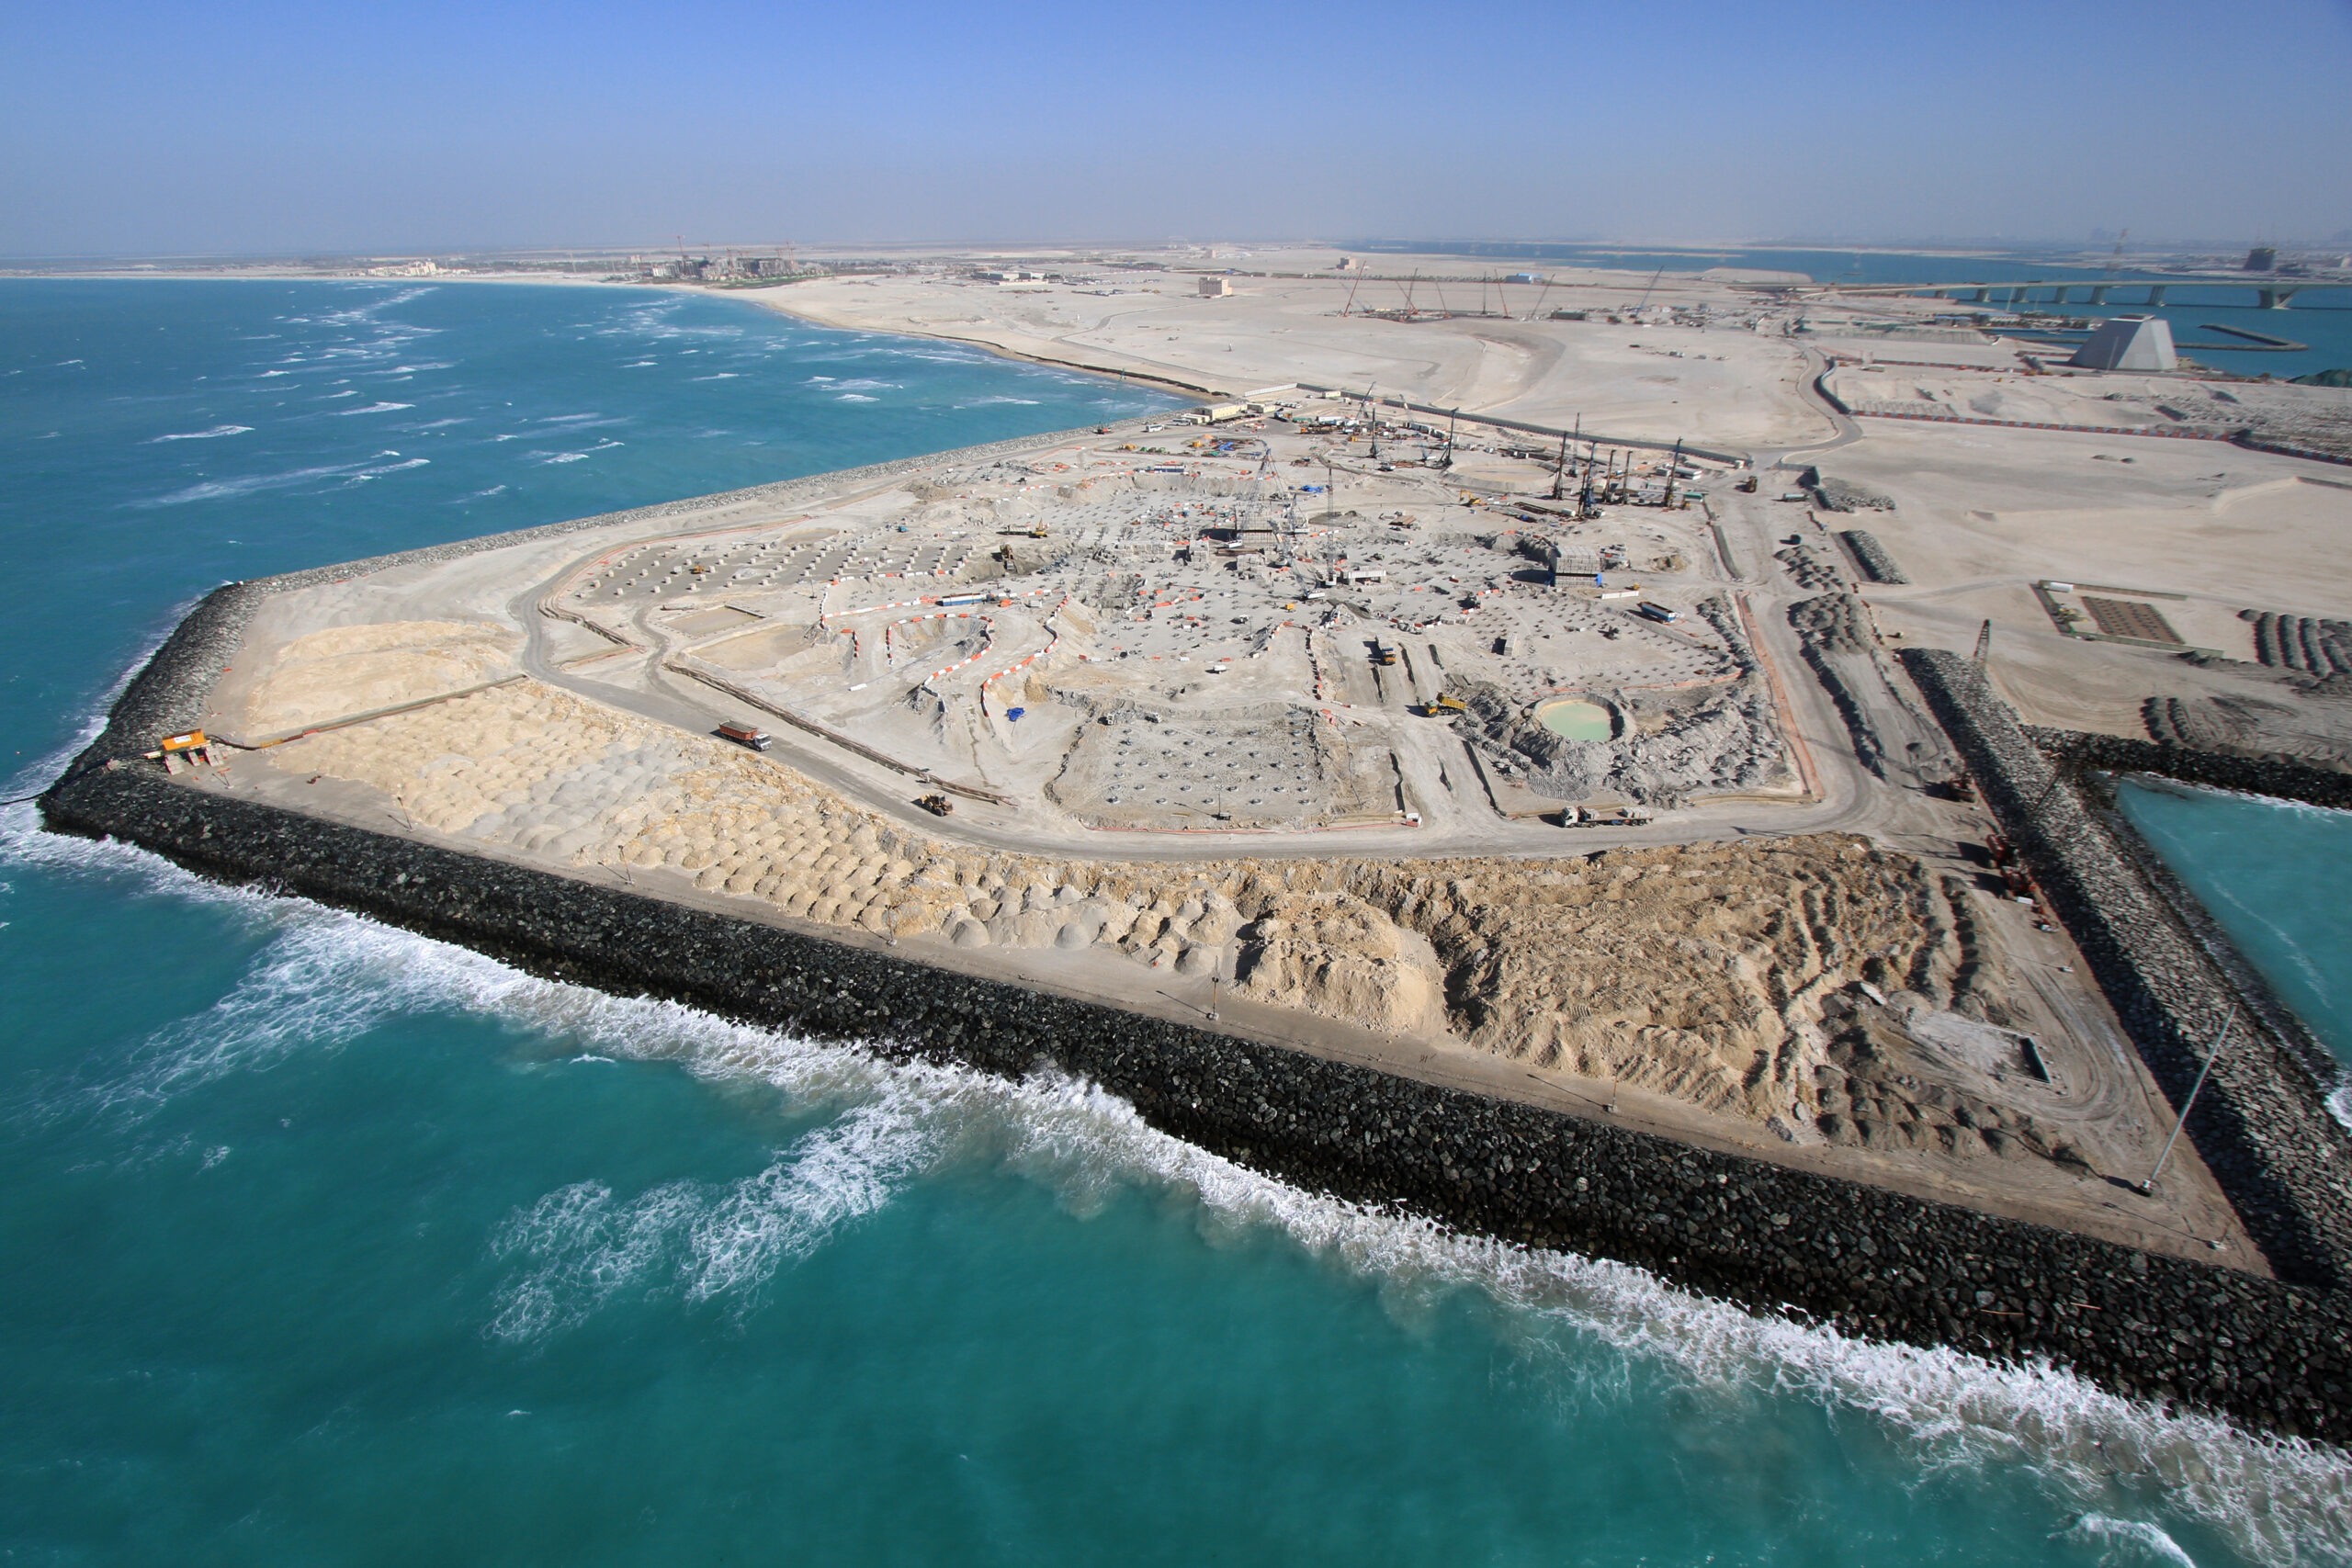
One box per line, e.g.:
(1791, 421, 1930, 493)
(32, 566, 2352, 1445)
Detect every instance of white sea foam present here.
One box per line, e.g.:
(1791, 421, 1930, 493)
(332, 401, 414, 416)
(344, 457, 430, 484)
(837, 394, 878, 403)
(0, 853, 2339, 1559)
(8, 644, 2348, 1562)
(136, 459, 371, 506)
(2057, 1514, 2201, 1566)
(147, 424, 254, 443)
(691, 373, 740, 380)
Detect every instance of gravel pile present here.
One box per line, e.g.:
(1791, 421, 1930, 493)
(1839, 530, 1910, 585)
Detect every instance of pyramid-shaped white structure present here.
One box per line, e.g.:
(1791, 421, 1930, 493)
(2069, 315, 2177, 371)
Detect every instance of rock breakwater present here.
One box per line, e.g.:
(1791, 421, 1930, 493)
(28, 652, 2350, 1442)
(1905, 650, 2352, 1295)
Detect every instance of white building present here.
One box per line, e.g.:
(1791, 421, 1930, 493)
(1198, 276, 1233, 298)
(2069, 315, 2177, 372)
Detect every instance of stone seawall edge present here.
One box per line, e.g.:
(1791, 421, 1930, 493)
(38, 759, 2352, 1444)
(1902, 649, 2352, 1299)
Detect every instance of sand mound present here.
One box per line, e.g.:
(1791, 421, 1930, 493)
(243, 620, 517, 737)
(269, 678, 2013, 1138)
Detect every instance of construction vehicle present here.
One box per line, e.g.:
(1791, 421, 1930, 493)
(1635, 601, 1679, 624)
(1736, 475, 1758, 493)
(1372, 640, 1397, 666)
(916, 793, 955, 818)
(716, 723, 772, 751)
(154, 728, 218, 773)
(1561, 805, 1655, 828)
(1424, 695, 1468, 716)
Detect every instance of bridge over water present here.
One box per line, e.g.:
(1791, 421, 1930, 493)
(1759, 276, 2341, 310)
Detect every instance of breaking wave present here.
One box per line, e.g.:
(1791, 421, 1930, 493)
(147, 424, 253, 443)
(6, 808, 2333, 1562)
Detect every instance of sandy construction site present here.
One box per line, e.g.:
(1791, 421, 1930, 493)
(145, 243, 2352, 1262)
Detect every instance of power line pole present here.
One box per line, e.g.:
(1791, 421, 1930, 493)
(2138, 1008, 2237, 1194)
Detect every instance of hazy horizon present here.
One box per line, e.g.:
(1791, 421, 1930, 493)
(6, 0, 2348, 258)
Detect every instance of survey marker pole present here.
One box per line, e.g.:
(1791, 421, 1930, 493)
(2138, 1006, 2236, 1194)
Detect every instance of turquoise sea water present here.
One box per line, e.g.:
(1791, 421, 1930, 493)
(3, 280, 2346, 1565)
(2115, 781, 2352, 1093)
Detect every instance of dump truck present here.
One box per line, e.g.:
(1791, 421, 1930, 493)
(1423, 695, 1468, 716)
(1373, 640, 1398, 666)
(1562, 805, 1655, 828)
(716, 723, 772, 751)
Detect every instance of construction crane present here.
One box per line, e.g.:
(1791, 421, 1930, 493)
(1973, 618, 1993, 665)
(1550, 417, 1579, 501)
(2103, 229, 2130, 276)
(1633, 264, 1667, 314)
(1524, 276, 1556, 321)
(1661, 438, 1685, 509)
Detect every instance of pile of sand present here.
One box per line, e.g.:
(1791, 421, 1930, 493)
(270, 677, 2009, 1134)
(242, 621, 519, 738)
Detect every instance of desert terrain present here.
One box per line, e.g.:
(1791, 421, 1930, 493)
(130, 244, 2352, 1260)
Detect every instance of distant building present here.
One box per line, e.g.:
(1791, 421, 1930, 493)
(1199, 276, 1233, 298)
(2245, 246, 2278, 272)
(2069, 314, 2177, 372)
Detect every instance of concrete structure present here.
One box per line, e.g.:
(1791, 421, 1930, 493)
(2069, 314, 2177, 372)
(1198, 276, 1232, 298)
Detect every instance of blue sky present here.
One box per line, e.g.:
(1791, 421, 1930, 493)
(4, 0, 2347, 254)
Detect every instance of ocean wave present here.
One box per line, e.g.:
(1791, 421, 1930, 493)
(0, 851, 2339, 1559)
(332, 401, 414, 416)
(344, 457, 430, 483)
(135, 459, 377, 507)
(52, 904, 2289, 1562)
(691, 373, 740, 380)
(837, 393, 878, 403)
(147, 424, 254, 443)
(2055, 1513, 2201, 1566)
